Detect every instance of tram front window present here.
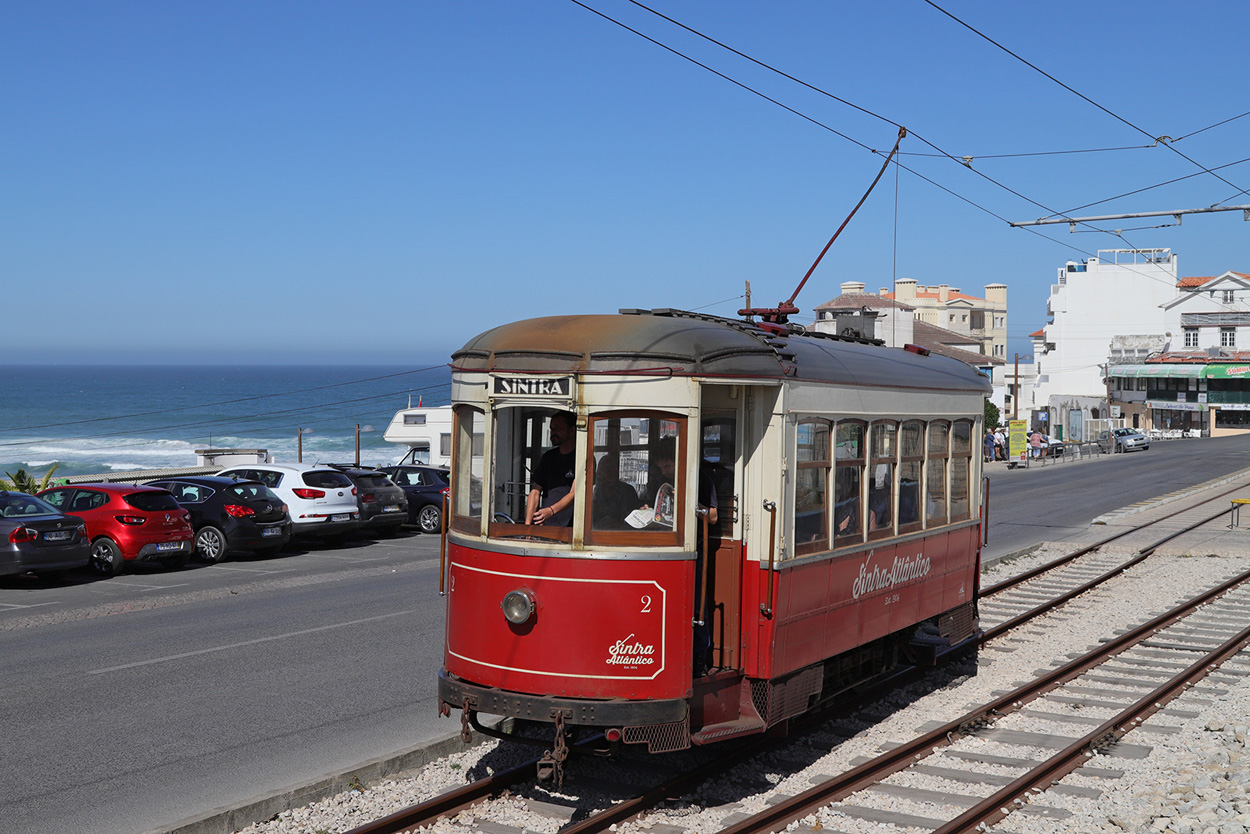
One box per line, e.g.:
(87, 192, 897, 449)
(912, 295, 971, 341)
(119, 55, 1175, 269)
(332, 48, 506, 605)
(489, 407, 576, 534)
(588, 413, 684, 543)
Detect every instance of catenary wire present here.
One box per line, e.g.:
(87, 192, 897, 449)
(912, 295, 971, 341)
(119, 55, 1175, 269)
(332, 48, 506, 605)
(921, 0, 1250, 207)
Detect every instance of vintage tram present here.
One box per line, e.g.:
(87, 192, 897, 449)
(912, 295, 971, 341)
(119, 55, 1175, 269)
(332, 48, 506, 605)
(436, 308, 989, 774)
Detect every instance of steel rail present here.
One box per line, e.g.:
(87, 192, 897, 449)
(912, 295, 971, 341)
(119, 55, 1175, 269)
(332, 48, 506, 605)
(934, 615, 1250, 833)
(979, 503, 1233, 643)
(345, 489, 1246, 834)
(714, 563, 1250, 834)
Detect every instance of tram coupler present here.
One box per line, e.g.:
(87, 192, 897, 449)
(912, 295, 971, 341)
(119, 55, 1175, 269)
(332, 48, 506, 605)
(460, 698, 474, 743)
(536, 713, 569, 787)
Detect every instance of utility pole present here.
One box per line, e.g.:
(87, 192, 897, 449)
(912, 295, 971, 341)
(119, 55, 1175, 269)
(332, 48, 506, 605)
(744, 281, 752, 320)
(355, 424, 361, 466)
(1012, 353, 1019, 421)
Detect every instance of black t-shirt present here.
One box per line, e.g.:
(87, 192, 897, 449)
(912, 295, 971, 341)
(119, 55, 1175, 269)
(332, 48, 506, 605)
(533, 447, 575, 526)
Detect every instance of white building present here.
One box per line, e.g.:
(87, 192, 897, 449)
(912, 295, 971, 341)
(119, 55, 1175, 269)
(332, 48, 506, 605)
(814, 281, 1005, 411)
(881, 279, 1008, 359)
(1162, 270, 1250, 351)
(1031, 249, 1177, 440)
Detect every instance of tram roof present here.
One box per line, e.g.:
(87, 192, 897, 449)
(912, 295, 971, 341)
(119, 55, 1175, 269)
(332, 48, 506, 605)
(451, 309, 991, 394)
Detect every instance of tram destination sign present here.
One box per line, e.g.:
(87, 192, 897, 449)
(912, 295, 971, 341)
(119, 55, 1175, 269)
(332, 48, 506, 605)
(492, 375, 573, 398)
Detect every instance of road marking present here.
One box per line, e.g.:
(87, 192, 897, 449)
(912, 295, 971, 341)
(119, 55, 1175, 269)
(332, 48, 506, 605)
(301, 553, 389, 563)
(87, 610, 409, 674)
(208, 565, 300, 574)
(106, 581, 192, 591)
(0, 601, 60, 611)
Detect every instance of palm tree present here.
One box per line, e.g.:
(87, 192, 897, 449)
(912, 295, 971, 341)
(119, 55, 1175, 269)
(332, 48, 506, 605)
(0, 465, 62, 494)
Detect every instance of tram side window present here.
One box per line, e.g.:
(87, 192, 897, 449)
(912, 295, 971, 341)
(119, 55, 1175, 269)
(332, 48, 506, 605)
(834, 421, 865, 545)
(898, 420, 924, 532)
(794, 419, 831, 556)
(927, 420, 949, 524)
(868, 422, 897, 537)
(950, 419, 973, 521)
(588, 413, 683, 541)
(451, 406, 484, 532)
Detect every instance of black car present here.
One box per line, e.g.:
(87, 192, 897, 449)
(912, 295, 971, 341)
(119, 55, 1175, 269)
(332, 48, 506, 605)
(145, 476, 292, 562)
(324, 465, 409, 536)
(378, 465, 450, 534)
(0, 491, 90, 578)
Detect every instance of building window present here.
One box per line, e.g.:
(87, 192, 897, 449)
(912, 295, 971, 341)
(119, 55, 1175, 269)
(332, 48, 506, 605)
(994, 344, 1005, 356)
(1184, 327, 1199, 348)
(1224, 290, 1236, 303)
(1222, 327, 1236, 347)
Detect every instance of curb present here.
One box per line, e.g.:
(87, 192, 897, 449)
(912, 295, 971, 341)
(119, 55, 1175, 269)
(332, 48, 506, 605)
(143, 726, 494, 834)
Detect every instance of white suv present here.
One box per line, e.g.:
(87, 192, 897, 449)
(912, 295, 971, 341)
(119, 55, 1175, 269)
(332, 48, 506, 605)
(216, 463, 360, 541)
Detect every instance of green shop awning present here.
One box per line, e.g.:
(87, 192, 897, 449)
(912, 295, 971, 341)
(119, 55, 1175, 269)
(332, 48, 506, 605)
(1203, 364, 1250, 379)
(1109, 364, 1207, 378)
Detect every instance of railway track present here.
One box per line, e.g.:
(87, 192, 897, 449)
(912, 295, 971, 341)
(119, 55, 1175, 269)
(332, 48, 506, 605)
(326, 489, 1248, 834)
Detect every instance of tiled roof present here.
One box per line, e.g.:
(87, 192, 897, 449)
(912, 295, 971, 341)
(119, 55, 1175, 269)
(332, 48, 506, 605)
(882, 289, 986, 303)
(911, 321, 1004, 366)
(1029, 328, 1045, 338)
(1149, 350, 1250, 364)
(1178, 272, 1250, 288)
(813, 293, 914, 311)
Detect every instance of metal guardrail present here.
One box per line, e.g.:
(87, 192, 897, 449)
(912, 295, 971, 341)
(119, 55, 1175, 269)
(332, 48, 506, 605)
(55, 466, 221, 486)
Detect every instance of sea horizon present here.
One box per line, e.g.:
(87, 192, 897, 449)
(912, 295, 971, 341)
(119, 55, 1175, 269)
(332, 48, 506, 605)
(0, 363, 452, 480)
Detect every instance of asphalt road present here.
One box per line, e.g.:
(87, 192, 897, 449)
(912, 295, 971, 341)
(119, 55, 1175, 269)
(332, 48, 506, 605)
(0, 532, 450, 834)
(983, 433, 1250, 561)
(3, 435, 1250, 834)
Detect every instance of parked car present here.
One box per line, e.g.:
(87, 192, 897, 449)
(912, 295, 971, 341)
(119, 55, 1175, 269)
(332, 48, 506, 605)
(145, 476, 292, 562)
(0, 491, 90, 578)
(37, 483, 194, 576)
(323, 465, 409, 536)
(377, 464, 450, 534)
(215, 463, 360, 541)
(1097, 427, 1150, 453)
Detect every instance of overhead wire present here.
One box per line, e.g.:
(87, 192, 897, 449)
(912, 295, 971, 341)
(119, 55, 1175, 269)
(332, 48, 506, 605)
(920, 0, 1250, 207)
(578, 0, 1226, 310)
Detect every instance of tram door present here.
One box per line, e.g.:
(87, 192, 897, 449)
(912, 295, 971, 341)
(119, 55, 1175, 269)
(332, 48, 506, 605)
(700, 386, 743, 671)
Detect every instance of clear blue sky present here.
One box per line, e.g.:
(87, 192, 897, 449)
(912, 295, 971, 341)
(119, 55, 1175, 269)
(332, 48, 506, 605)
(6, 1, 1248, 364)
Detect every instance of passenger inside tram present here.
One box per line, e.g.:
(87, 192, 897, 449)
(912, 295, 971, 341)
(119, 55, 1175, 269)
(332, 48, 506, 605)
(591, 453, 642, 530)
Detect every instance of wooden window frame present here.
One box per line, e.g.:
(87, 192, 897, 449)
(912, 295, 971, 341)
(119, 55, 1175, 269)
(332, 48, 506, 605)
(583, 411, 685, 549)
(926, 419, 950, 527)
(867, 420, 899, 542)
(949, 418, 974, 522)
(833, 420, 866, 548)
(897, 419, 925, 535)
(794, 417, 832, 557)
(450, 405, 484, 535)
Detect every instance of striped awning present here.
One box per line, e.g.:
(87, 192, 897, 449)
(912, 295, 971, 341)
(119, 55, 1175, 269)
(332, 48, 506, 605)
(1108, 364, 1206, 378)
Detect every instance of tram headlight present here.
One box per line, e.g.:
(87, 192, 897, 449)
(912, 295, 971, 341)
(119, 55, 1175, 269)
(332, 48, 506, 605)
(501, 589, 535, 625)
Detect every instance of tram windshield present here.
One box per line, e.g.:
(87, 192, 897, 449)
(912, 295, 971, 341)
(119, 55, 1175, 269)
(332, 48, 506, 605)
(589, 414, 682, 534)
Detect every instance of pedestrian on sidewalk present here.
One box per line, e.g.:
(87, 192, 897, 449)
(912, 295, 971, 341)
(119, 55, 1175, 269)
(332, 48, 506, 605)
(985, 429, 996, 463)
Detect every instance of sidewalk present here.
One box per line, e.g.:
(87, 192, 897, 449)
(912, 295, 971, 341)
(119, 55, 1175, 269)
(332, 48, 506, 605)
(982, 441, 1106, 475)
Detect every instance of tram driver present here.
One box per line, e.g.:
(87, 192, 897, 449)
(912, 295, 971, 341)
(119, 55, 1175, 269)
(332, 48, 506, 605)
(526, 411, 576, 526)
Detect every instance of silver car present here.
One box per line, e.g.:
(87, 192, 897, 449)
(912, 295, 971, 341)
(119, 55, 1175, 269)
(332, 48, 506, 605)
(1098, 427, 1150, 453)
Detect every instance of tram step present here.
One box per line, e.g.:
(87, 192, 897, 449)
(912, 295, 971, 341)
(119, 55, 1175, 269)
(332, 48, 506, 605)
(690, 716, 767, 745)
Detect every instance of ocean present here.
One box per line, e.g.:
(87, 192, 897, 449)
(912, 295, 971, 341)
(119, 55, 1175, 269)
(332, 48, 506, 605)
(0, 364, 453, 480)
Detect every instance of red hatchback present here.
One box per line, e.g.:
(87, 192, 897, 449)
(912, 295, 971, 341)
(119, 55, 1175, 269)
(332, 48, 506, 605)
(38, 484, 195, 576)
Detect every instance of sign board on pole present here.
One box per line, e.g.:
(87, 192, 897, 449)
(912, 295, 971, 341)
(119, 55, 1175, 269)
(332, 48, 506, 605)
(1009, 420, 1029, 463)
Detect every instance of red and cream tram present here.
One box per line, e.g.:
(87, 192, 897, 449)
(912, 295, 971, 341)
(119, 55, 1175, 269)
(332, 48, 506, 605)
(437, 308, 989, 771)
